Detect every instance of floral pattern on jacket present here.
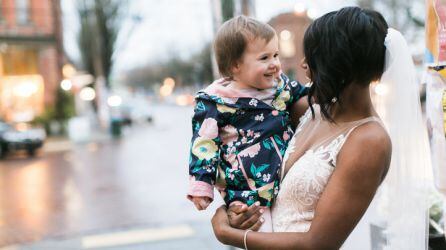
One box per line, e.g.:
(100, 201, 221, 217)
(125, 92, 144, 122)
(187, 73, 307, 207)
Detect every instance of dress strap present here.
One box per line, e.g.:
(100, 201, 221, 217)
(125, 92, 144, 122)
(327, 116, 382, 166)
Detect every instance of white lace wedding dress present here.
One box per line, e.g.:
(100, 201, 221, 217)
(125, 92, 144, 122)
(271, 105, 382, 233)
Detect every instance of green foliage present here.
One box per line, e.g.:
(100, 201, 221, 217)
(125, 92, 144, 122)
(54, 88, 76, 121)
(32, 89, 75, 135)
(32, 107, 55, 133)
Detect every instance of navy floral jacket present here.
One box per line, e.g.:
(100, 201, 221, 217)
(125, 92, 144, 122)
(187, 73, 307, 207)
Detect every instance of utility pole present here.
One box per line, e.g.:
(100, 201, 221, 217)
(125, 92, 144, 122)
(210, 0, 223, 80)
(234, 0, 256, 17)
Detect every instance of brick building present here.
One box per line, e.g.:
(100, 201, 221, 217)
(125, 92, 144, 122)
(269, 12, 312, 84)
(0, 0, 63, 122)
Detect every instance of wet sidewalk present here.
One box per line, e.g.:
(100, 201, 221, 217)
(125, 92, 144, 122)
(0, 105, 229, 249)
(2, 222, 226, 250)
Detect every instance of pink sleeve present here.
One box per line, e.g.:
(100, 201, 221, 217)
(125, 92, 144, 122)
(187, 178, 214, 201)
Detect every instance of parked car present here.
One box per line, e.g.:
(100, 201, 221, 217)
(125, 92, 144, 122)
(0, 120, 46, 158)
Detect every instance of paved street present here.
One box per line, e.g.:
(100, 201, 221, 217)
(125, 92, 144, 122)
(0, 104, 227, 249)
(0, 104, 378, 250)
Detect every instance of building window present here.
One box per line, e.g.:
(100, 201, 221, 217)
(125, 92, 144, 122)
(15, 0, 30, 24)
(0, 46, 43, 122)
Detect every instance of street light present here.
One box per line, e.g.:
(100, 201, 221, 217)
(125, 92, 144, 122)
(107, 95, 122, 107)
(160, 85, 173, 97)
(280, 30, 292, 41)
(279, 29, 295, 58)
(62, 64, 76, 79)
(294, 3, 306, 15)
(79, 87, 96, 101)
(61, 79, 73, 91)
(307, 8, 320, 19)
(163, 77, 175, 88)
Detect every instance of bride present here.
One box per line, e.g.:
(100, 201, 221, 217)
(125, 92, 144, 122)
(211, 6, 429, 249)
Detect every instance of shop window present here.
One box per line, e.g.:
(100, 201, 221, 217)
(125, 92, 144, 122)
(0, 46, 43, 122)
(0, 74, 44, 122)
(1, 46, 38, 75)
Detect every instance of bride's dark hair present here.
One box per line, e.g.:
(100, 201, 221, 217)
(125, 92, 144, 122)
(303, 7, 389, 121)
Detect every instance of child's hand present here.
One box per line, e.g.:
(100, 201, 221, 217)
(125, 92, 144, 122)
(191, 196, 212, 210)
(227, 201, 264, 231)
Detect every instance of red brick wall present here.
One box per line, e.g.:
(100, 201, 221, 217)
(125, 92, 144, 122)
(0, 0, 54, 35)
(0, 0, 63, 108)
(38, 46, 58, 105)
(269, 13, 312, 84)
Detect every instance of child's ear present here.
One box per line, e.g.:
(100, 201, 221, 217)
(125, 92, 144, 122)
(232, 61, 241, 74)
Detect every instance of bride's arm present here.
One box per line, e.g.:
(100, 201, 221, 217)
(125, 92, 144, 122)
(212, 123, 391, 249)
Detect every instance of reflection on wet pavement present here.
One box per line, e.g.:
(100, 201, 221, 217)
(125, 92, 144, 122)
(0, 106, 222, 247)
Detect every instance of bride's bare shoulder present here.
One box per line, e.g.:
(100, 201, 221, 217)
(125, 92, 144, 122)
(351, 121, 390, 146)
(338, 121, 391, 180)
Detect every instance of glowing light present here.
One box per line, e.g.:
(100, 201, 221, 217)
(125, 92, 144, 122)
(374, 83, 388, 96)
(61, 79, 73, 91)
(107, 95, 122, 107)
(13, 81, 38, 97)
(279, 30, 295, 57)
(163, 77, 175, 88)
(0, 75, 44, 122)
(15, 162, 50, 231)
(176, 94, 194, 106)
(79, 87, 96, 101)
(72, 74, 95, 88)
(160, 85, 173, 97)
(307, 8, 320, 19)
(280, 30, 292, 41)
(294, 3, 306, 14)
(63, 64, 76, 78)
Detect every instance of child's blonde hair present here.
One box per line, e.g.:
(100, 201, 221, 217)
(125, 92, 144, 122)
(214, 15, 276, 78)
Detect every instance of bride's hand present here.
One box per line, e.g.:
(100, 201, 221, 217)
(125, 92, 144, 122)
(211, 205, 231, 243)
(227, 202, 264, 231)
(211, 204, 263, 245)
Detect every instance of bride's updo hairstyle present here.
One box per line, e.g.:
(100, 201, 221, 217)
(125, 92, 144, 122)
(303, 7, 389, 121)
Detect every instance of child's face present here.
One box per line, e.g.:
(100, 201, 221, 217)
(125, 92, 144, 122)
(232, 35, 281, 90)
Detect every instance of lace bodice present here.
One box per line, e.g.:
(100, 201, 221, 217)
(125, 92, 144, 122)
(272, 106, 380, 232)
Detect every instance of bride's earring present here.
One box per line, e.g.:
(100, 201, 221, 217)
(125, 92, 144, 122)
(331, 97, 337, 103)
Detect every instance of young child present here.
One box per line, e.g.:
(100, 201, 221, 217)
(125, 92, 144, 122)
(187, 15, 307, 232)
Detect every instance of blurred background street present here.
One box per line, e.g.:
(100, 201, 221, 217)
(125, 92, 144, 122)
(0, 104, 226, 249)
